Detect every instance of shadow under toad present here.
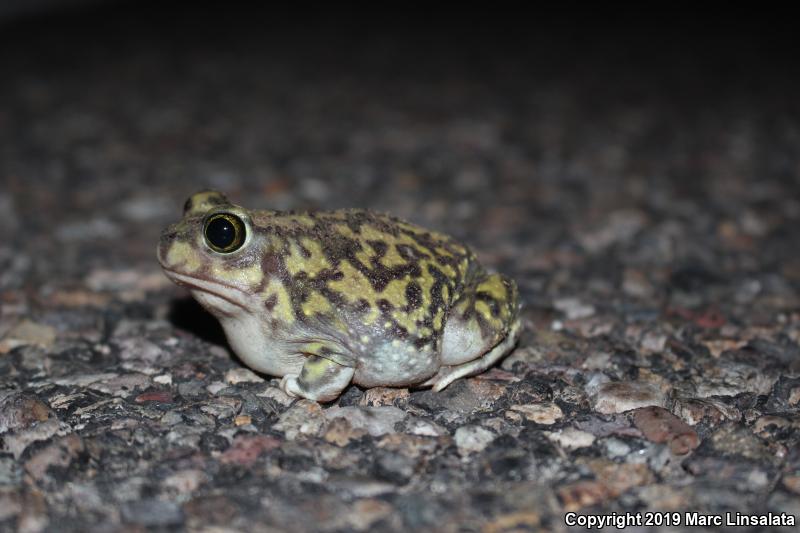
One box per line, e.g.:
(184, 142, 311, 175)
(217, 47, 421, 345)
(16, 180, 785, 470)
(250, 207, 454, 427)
(165, 295, 363, 402)
(166, 296, 230, 349)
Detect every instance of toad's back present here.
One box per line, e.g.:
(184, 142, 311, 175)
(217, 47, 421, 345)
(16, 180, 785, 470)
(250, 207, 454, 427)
(252, 209, 476, 352)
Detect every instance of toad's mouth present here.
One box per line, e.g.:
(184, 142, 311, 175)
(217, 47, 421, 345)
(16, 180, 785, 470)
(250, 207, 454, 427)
(161, 268, 254, 313)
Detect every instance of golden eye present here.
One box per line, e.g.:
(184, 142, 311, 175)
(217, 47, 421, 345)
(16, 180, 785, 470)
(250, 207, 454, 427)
(204, 213, 246, 253)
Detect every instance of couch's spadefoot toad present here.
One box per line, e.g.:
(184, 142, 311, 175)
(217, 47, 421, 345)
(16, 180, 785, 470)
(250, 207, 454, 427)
(157, 191, 521, 401)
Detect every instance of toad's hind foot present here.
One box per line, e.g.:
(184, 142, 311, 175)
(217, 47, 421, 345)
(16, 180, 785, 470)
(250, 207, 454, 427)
(281, 355, 355, 402)
(422, 318, 522, 392)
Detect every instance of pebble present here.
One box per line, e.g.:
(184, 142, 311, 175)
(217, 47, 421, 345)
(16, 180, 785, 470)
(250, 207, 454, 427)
(87, 373, 152, 397)
(159, 410, 184, 426)
(377, 433, 442, 458)
(218, 434, 281, 466)
(0, 457, 18, 486)
(85, 268, 167, 293)
(49, 289, 112, 308)
(177, 381, 207, 398)
(273, 400, 326, 440)
(465, 377, 509, 402)
(622, 268, 655, 298)
(200, 396, 242, 418)
(573, 414, 638, 438)
(708, 425, 781, 464)
(752, 414, 800, 440)
(403, 417, 448, 437)
(0, 489, 21, 522)
(558, 462, 654, 511)
(358, 387, 410, 407)
(324, 406, 407, 436)
(790, 387, 800, 406)
(183, 495, 239, 530)
(346, 499, 394, 531)
(0, 394, 65, 459)
(506, 403, 563, 425)
(0, 393, 53, 433)
(134, 391, 173, 404)
(256, 385, 296, 406)
(637, 484, 689, 511)
(639, 330, 667, 353)
(683, 451, 775, 494)
(409, 381, 497, 421)
(206, 381, 228, 395)
(162, 469, 207, 494)
(545, 428, 596, 450)
(693, 363, 779, 397)
(553, 297, 596, 320)
(329, 477, 399, 498)
(0, 320, 56, 352)
(703, 338, 748, 358)
(582, 351, 612, 370)
(233, 414, 252, 426)
(16, 490, 48, 533)
(153, 374, 173, 385)
(116, 336, 166, 364)
(224, 367, 265, 384)
(374, 450, 415, 483)
(783, 475, 800, 495)
(631, 407, 700, 455)
(592, 381, 665, 414)
(121, 499, 184, 527)
(53, 372, 113, 387)
(578, 209, 647, 253)
(483, 511, 541, 532)
(24, 434, 84, 483)
(672, 397, 740, 426)
(602, 438, 631, 458)
(454, 425, 496, 455)
(565, 317, 615, 338)
(323, 417, 366, 446)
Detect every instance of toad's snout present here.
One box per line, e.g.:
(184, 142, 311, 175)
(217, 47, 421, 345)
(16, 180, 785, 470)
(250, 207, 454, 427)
(156, 226, 179, 267)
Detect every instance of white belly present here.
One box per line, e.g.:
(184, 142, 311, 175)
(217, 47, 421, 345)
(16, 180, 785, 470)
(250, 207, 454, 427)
(354, 340, 440, 388)
(218, 314, 303, 378)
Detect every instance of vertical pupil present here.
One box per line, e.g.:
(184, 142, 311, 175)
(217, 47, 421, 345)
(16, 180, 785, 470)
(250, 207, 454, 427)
(207, 217, 235, 248)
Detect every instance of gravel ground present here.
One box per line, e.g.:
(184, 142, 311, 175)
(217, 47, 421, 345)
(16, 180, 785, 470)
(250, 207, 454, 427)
(1, 6, 799, 533)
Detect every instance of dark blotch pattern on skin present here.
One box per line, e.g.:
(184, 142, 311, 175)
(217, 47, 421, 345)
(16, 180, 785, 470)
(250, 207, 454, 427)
(405, 282, 422, 310)
(245, 209, 482, 349)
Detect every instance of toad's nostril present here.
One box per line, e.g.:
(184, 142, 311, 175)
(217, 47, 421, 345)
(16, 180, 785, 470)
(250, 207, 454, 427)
(157, 232, 177, 263)
(159, 229, 179, 246)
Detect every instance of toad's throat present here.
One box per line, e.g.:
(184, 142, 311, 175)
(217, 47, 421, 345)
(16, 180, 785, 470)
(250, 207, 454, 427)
(161, 269, 254, 313)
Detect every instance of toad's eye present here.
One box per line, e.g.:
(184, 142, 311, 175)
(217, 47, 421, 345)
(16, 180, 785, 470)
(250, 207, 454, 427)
(204, 213, 246, 253)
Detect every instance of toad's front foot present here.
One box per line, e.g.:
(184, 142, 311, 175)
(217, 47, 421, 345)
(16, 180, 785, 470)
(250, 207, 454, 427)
(279, 355, 355, 402)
